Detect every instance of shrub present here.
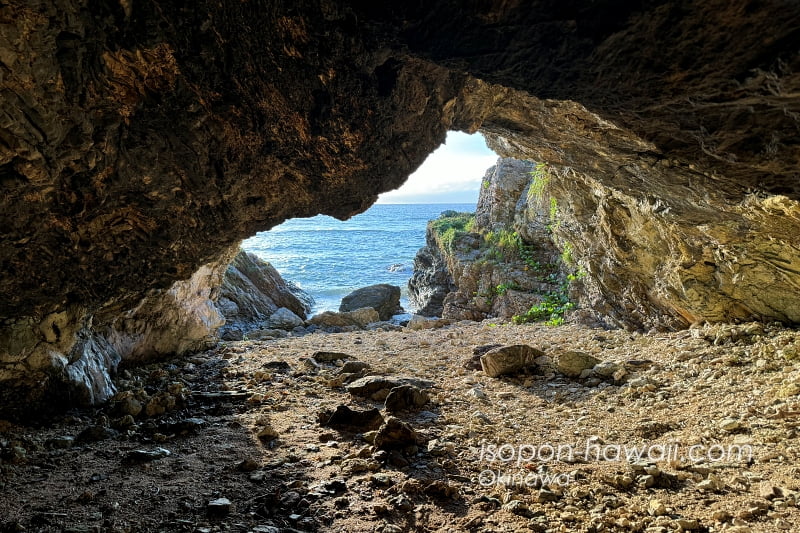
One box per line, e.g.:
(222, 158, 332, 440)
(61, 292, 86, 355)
(512, 288, 574, 326)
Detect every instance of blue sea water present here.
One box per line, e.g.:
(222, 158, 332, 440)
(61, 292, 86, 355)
(242, 203, 473, 315)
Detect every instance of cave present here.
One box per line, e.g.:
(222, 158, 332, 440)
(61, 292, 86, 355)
(1, 0, 800, 529)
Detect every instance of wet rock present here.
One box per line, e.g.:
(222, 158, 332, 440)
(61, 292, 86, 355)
(384, 385, 430, 413)
(373, 417, 420, 450)
(268, 307, 305, 330)
(320, 405, 384, 431)
(480, 345, 545, 378)
(557, 351, 601, 378)
(340, 284, 402, 321)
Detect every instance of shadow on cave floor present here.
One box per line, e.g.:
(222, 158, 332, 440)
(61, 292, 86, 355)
(4, 320, 800, 532)
(0, 336, 474, 533)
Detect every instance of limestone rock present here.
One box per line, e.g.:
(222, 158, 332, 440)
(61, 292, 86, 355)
(480, 345, 545, 378)
(340, 284, 402, 321)
(557, 351, 602, 378)
(346, 376, 434, 399)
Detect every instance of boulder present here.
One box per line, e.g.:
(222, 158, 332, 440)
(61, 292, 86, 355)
(557, 351, 602, 378)
(217, 250, 312, 340)
(268, 307, 304, 330)
(308, 307, 380, 330)
(340, 284, 402, 321)
(480, 345, 545, 378)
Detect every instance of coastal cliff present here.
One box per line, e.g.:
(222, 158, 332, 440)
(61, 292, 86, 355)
(2, 1, 800, 413)
(410, 158, 573, 323)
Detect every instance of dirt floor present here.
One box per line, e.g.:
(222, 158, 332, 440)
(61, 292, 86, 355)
(2, 319, 800, 532)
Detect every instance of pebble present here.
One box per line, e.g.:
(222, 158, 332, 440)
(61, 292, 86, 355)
(207, 497, 231, 515)
(719, 418, 741, 432)
(648, 499, 667, 516)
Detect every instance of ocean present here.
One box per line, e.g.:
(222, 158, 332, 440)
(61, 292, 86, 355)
(242, 203, 473, 315)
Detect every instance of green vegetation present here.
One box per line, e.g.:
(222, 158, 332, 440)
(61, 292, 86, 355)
(430, 211, 475, 251)
(512, 286, 574, 327)
(493, 282, 520, 296)
(526, 162, 549, 202)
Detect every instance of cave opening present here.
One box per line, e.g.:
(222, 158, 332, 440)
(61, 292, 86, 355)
(240, 131, 498, 318)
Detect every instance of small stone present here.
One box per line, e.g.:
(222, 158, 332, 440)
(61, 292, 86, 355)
(758, 482, 780, 500)
(339, 361, 370, 374)
(711, 510, 732, 522)
(320, 405, 384, 430)
(47, 435, 75, 449)
(675, 518, 700, 530)
(557, 351, 601, 378)
(207, 497, 231, 515)
(312, 351, 351, 363)
(536, 488, 560, 503)
(384, 385, 429, 413)
(237, 458, 260, 472)
(503, 500, 534, 517)
(468, 388, 487, 399)
(124, 447, 171, 462)
(373, 417, 419, 450)
(648, 499, 667, 516)
(593, 361, 623, 378)
(257, 425, 279, 441)
(719, 418, 741, 432)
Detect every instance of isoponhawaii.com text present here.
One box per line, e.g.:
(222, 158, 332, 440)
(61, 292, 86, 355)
(479, 440, 753, 465)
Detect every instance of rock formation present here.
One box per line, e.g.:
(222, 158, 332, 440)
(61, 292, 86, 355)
(409, 159, 569, 322)
(217, 250, 311, 340)
(2, 1, 800, 413)
(339, 284, 402, 321)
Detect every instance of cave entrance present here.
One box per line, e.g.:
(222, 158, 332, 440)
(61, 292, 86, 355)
(242, 131, 498, 316)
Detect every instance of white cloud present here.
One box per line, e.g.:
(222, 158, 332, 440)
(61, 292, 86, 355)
(378, 131, 498, 204)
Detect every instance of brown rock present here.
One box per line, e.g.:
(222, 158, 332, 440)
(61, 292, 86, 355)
(480, 345, 545, 378)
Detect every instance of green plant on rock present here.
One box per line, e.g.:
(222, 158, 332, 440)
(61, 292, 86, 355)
(430, 211, 475, 252)
(494, 282, 520, 296)
(512, 286, 574, 326)
(527, 162, 549, 203)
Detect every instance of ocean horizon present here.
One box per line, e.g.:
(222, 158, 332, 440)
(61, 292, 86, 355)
(242, 203, 475, 315)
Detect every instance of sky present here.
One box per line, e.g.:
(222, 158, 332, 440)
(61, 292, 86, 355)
(377, 131, 499, 204)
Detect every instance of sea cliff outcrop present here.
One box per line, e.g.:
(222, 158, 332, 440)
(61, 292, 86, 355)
(2, 1, 800, 413)
(409, 159, 569, 322)
(217, 250, 311, 340)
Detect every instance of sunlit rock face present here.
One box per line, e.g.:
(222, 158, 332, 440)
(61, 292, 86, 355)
(1, 0, 799, 413)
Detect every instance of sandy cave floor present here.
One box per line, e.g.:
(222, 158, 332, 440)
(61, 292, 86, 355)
(3, 320, 800, 532)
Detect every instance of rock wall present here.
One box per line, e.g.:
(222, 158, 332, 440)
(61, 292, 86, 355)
(2, 0, 800, 412)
